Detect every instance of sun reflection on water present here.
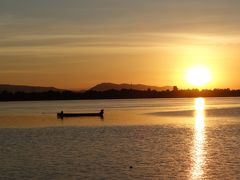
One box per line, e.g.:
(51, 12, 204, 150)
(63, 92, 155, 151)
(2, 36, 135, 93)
(191, 98, 206, 179)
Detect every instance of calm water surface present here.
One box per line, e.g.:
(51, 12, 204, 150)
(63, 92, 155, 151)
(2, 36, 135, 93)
(0, 98, 239, 179)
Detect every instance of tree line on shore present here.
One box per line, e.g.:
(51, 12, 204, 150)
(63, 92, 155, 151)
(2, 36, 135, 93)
(1, 87, 240, 101)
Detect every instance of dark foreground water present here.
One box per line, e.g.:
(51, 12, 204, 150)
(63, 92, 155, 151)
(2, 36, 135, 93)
(0, 98, 240, 179)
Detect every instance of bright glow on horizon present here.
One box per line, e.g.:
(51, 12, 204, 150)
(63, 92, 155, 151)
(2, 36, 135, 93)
(186, 65, 212, 87)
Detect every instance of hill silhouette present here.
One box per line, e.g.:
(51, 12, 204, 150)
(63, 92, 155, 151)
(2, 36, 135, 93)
(0, 84, 64, 93)
(90, 83, 173, 91)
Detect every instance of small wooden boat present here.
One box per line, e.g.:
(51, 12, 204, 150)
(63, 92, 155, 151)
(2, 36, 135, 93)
(57, 109, 104, 119)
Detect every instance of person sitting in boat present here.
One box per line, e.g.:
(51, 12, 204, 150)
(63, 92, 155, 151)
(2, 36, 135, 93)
(100, 109, 104, 116)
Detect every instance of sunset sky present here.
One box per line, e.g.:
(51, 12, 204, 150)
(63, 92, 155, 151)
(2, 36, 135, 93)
(0, 0, 240, 89)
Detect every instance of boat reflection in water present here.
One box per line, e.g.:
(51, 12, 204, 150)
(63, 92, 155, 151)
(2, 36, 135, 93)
(191, 98, 206, 179)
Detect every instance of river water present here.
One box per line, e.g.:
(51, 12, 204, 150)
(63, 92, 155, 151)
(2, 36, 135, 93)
(0, 98, 239, 179)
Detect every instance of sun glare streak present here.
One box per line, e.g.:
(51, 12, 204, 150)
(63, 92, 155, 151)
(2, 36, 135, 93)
(191, 98, 206, 179)
(195, 98, 205, 112)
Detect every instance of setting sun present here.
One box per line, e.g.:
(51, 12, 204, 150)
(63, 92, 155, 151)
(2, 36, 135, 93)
(186, 65, 212, 87)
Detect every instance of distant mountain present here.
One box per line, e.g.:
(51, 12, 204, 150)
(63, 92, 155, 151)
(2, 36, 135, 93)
(90, 83, 173, 92)
(0, 84, 63, 93)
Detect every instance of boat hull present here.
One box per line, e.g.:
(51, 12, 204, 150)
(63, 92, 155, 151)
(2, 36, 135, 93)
(57, 110, 104, 119)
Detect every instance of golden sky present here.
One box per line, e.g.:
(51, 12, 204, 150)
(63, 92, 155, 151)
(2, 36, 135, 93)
(0, 0, 240, 89)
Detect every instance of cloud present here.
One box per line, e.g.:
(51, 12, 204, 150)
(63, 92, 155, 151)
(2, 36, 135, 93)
(1, 32, 240, 56)
(1, 0, 240, 58)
